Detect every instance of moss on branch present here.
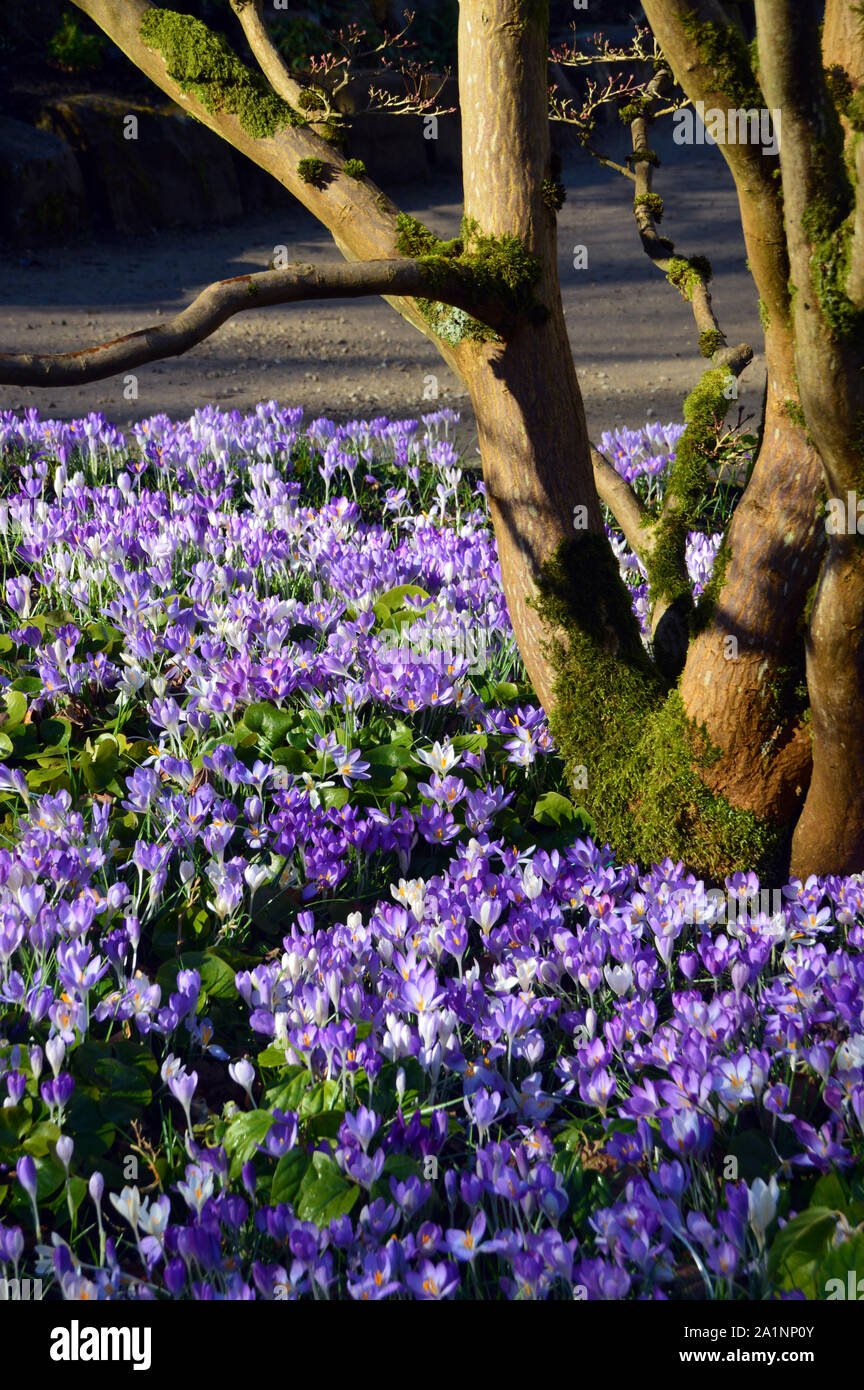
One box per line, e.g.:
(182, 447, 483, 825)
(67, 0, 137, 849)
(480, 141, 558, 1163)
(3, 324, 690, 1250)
(394, 213, 543, 344)
(645, 368, 734, 611)
(666, 255, 713, 300)
(139, 7, 304, 139)
(634, 192, 664, 221)
(698, 329, 725, 358)
(681, 15, 763, 111)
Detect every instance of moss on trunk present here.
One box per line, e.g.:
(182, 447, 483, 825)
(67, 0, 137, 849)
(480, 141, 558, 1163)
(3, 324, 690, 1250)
(532, 536, 789, 879)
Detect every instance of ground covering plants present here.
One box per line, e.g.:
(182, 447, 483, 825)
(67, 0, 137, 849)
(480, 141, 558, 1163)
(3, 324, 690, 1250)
(0, 403, 860, 1301)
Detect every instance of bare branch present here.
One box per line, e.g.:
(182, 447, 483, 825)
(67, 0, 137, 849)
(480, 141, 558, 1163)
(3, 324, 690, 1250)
(65, 1, 455, 354)
(627, 68, 753, 376)
(230, 1, 306, 107)
(550, 25, 662, 67)
(0, 260, 492, 389)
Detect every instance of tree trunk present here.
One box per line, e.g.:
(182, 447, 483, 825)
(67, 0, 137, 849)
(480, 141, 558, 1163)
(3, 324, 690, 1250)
(452, 0, 607, 712)
(679, 339, 822, 832)
(756, 0, 864, 874)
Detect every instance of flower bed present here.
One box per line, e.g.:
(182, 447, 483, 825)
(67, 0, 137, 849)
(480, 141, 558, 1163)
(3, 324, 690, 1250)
(0, 403, 860, 1301)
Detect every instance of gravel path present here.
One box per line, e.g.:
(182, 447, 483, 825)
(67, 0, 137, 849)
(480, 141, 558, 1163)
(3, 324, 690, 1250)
(0, 128, 765, 450)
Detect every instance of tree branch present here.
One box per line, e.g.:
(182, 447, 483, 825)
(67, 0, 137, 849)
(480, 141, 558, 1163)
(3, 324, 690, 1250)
(641, 0, 790, 338)
(629, 68, 753, 375)
(229, 0, 305, 106)
(0, 259, 492, 388)
(755, 0, 864, 497)
(590, 444, 656, 560)
(230, 0, 336, 129)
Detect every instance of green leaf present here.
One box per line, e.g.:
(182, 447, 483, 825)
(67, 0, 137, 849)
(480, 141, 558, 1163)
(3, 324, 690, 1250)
(3, 690, 28, 727)
(382, 1154, 422, 1182)
(490, 681, 520, 704)
(156, 950, 237, 1001)
(295, 1151, 359, 1227)
(22, 1120, 62, 1157)
(306, 1109, 345, 1140)
(372, 585, 430, 628)
(242, 702, 295, 745)
(298, 1079, 341, 1120)
(92, 1058, 154, 1126)
(223, 1110, 275, 1169)
(257, 1046, 288, 1068)
(38, 717, 71, 752)
(270, 1148, 312, 1207)
(264, 1070, 311, 1112)
(811, 1173, 864, 1222)
(320, 786, 350, 809)
(363, 744, 415, 768)
(819, 1233, 864, 1300)
(0, 1106, 32, 1148)
(533, 791, 578, 827)
(269, 746, 309, 773)
(375, 584, 429, 613)
(768, 1207, 839, 1298)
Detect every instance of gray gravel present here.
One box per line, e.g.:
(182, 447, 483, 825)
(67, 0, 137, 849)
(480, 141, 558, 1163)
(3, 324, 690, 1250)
(0, 126, 765, 450)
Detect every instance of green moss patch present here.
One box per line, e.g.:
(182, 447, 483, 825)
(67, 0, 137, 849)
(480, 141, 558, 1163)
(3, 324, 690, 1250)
(531, 536, 785, 878)
(645, 367, 733, 611)
(681, 15, 763, 111)
(394, 212, 542, 344)
(139, 8, 304, 139)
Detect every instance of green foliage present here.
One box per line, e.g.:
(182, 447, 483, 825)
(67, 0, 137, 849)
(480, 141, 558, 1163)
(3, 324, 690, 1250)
(297, 88, 327, 112)
(619, 96, 655, 125)
(138, 8, 304, 139)
(297, 156, 325, 185)
(802, 187, 864, 344)
(531, 536, 784, 879)
(629, 149, 660, 167)
(634, 192, 664, 222)
(768, 1176, 864, 1298)
(825, 65, 854, 117)
(783, 396, 807, 432)
(343, 158, 366, 179)
(47, 13, 105, 72)
(395, 213, 460, 260)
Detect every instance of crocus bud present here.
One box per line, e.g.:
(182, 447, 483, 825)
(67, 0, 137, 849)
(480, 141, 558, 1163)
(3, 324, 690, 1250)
(46, 1035, 65, 1078)
(16, 1155, 37, 1200)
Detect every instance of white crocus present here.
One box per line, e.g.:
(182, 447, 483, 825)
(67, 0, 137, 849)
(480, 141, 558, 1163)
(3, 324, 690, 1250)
(604, 962, 634, 997)
(748, 1176, 779, 1249)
